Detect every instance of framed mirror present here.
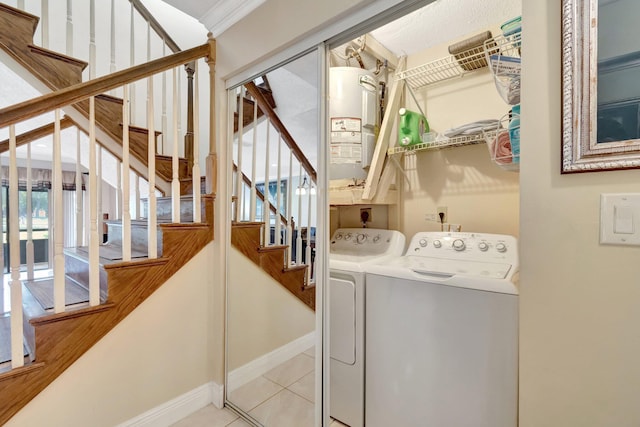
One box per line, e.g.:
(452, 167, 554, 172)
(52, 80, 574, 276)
(562, 0, 640, 172)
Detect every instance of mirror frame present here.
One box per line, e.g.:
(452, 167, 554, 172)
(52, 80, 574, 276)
(561, 0, 640, 173)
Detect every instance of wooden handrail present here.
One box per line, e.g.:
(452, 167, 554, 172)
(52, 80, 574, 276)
(244, 82, 317, 183)
(0, 43, 211, 128)
(129, 0, 181, 53)
(0, 117, 73, 154)
(232, 163, 288, 226)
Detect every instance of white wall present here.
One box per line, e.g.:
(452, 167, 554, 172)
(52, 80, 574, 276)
(227, 247, 314, 371)
(6, 242, 216, 427)
(520, 2, 640, 426)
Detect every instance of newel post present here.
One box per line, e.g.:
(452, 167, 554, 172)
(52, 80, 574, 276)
(206, 33, 217, 195)
(184, 61, 196, 169)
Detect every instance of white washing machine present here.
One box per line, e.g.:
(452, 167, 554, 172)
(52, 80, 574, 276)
(364, 232, 519, 427)
(329, 228, 406, 427)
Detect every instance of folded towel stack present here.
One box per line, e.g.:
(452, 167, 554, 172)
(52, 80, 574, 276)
(443, 120, 501, 138)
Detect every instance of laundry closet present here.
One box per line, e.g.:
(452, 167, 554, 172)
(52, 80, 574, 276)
(328, 7, 521, 239)
(327, 3, 522, 426)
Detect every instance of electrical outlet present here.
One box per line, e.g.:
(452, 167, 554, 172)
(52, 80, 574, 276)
(437, 206, 448, 223)
(360, 207, 372, 224)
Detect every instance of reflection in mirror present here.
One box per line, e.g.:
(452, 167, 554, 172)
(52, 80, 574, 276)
(225, 50, 319, 426)
(597, 0, 640, 143)
(562, 0, 640, 172)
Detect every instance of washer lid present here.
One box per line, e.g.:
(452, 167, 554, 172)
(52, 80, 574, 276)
(403, 256, 512, 280)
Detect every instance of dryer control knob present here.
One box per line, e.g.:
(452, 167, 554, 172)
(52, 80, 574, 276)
(433, 240, 442, 248)
(335, 233, 343, 240)
(478, 242, 489, 251)
(345, 233, 353, 241)
(496, 243, 507, 253)
(452, 239, 466, 251)
(373, 235, 381, 243)
(357, 234, 367, 244)
(419, 238, 428, 247)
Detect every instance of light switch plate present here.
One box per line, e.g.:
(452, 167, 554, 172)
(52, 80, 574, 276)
(600, 193, 640, 246)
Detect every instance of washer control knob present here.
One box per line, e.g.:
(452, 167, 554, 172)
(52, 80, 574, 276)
(496, 243, 507, 253)
(373, 234, 381, 243)
(478, 241, 489, 251)
(345, 233, 353, 241)
(433, 240, 442, 248)
(335, 233, 343, 240)
(452, 239, 466, 251)
(419, 238, 428, 247)
(356, 234, 367, 244)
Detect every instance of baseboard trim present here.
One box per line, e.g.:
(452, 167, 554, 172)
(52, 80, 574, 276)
(117, 381, 224, 427)
(228, 332, 315, 391)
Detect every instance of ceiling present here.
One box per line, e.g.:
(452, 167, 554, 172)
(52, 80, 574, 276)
(160, 0, 521, 55)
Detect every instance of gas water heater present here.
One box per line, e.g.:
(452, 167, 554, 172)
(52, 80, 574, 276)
(329, 67, 378, 182)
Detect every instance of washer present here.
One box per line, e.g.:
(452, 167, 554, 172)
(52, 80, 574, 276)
(329, 228, 406, 427)
(365, 232, 519, 427)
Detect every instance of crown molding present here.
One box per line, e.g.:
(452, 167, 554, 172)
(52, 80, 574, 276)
(201, 0, 267, 37)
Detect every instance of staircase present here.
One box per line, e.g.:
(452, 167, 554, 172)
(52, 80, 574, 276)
(0, 2, 217, 424)
(231, 222, 315, 310)
(0, 2, 191, 187)
(0, 194, 215, 425)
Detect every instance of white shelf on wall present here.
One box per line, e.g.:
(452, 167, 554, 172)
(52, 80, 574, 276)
(396, 37, 498, 90)
(329, 181, 398, 205)
(387, 130, 496, 155)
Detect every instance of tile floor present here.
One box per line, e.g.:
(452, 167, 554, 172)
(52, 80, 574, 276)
(172, 347, 348, 427)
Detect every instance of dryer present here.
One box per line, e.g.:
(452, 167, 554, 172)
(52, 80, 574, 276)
(364, 231, 519, 427)
(329, 228, 405, 427)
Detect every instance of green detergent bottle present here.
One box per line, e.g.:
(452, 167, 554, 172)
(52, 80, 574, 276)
(398, 108, 429, 146)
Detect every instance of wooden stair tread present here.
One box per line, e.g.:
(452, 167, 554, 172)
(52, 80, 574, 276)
(30, 303, 116, 327)
(0, 362, 45, 382)
(0, 3, 39, 43)
(259, 245, 288, 252)
(27, 44, 88, 70)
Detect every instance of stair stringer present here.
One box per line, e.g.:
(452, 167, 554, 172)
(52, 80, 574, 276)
(0, 195, 215, 426)
(231, 222, 315, 310)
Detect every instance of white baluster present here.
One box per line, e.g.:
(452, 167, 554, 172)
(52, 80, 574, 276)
(177, 66, 182, 157)
(235, 86, 244, 222)
(172, 67, 180, 223)
(89, 0, 96, 79)
(275, 136, 282, 244)
(9, 125, 24, 369)
(53, 109, 65, 312)
(263, 120, 271, 245)
(97, 146, 102, 244)
(286, 151, 293, 266)
(161, 44, 167, 155)
(135, 174, 141, 219)
(296, 163, 303, 265)
(41, 0, 49, 49)
(116, 160, 122, 220)
(89, 97, 100, 306)
(306, 176, 313, 284)
(26, 142, 34, 281)
(66, 0, 73, 56)
(76, 128, 83, 247)
(147, 73, 158, 259)
(249, 94, 258, 222)
(122, 85, 131, 262)
(192, 60, 201, 223)
(129, 2, 136, 122)
(110, 0, 116, 75)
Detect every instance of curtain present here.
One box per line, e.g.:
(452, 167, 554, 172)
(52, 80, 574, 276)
(1, 166, 83, 190)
